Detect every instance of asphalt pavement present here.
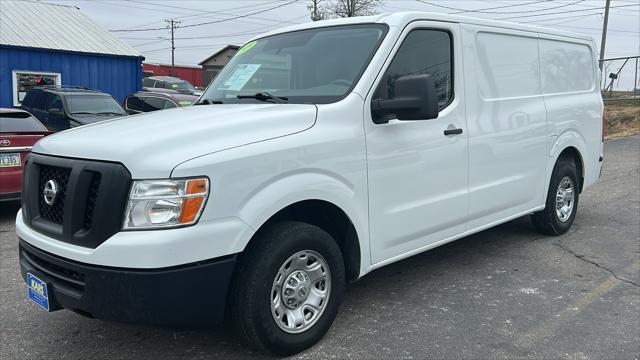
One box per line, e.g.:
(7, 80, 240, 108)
(1, 135, 638, 359)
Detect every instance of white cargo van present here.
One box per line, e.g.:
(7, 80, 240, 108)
(17, 12, 603, 355)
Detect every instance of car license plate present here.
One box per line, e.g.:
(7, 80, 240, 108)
(27, 273, 50, 311)
(0, 153, 21, 167)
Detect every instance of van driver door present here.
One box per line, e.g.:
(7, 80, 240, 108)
(364, 22, 469, 265)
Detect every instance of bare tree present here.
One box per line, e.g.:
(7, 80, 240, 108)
(329, 0, 383, 18)
(308, 0, 326, 21)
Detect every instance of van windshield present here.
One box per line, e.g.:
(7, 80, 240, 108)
(199, 24, 388, 105)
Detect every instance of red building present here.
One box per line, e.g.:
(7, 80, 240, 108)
(142, 63, 204, 88)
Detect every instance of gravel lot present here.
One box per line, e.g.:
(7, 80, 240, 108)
(1, 135, 638, 359)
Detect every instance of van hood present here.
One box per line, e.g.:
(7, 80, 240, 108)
(34, 104, 317, 178)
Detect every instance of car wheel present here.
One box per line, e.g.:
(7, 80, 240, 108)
(532, 156, 580, 235)
(229, 221, 345, 356)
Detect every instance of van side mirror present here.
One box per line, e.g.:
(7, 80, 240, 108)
(371, 74, 439, 124)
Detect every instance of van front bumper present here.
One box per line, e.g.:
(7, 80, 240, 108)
(19, 239, 236, 327)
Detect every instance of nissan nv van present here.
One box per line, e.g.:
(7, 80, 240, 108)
(17, 12, 604, 355)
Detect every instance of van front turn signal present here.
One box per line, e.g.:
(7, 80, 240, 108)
(123, 177, 209, 230)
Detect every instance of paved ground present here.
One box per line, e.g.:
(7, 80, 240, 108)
(1, 136, 639, 360)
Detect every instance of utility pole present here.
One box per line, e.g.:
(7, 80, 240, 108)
(309, 0, 324, 21)
(165, 19, 181, 75)
(598, 0, 611, 71)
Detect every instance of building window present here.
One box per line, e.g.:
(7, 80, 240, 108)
(12, 70, 61, 106)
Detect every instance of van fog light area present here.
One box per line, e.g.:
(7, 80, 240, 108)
(123, 178, 209, 229)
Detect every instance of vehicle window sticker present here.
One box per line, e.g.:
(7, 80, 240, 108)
(237, 40, 256, 56)
(218, 64, 261, 91)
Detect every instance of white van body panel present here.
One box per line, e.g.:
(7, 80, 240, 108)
(32, 104, 317, 179)
(363, 21, 469, 264)
(461, 25, 549, 230)
(18, 12, 603, 277)
(171, 93, 372, 276)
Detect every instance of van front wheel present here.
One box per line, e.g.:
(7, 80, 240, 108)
(229, 221, 345, 356)
(532, 157, 580, 235)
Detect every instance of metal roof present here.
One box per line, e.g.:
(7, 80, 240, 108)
(0, 1, 142, 58)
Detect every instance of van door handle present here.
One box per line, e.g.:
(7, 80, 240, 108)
(444, 128, 463, 136)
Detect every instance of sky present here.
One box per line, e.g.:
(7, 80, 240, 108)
(42, 0, 640, 66)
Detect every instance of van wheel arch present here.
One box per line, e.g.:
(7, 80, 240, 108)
(244, 200, 361, 282)
(557, 146, 584, 192)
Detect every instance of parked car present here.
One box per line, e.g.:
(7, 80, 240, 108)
(20, 86, 127, 131)
(17, 13, 603, 356)
(123, 91, 198, 115)
(142, 76, 203, 96)
(0, 108, 49, 201)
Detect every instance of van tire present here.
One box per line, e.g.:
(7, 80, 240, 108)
(229, 221, 345, 356)
(532, 157, 580, 235)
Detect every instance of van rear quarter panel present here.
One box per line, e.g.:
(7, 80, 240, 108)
(538, 34, 603, 191)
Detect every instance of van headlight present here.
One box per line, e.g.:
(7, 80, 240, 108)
(123, 177, 209, 230)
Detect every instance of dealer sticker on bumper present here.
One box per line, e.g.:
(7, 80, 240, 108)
(27, 273, 50, 311)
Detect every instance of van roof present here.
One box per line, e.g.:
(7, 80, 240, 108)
(254, 11, 594, 43)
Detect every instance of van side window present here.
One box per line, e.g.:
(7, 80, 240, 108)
(375, 29, 453, 111)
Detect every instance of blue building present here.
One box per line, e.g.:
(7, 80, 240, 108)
(0, 1, 143, 108)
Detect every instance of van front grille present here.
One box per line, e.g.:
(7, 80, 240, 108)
(38, 165, 71, 224)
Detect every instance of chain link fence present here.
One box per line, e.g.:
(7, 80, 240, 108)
(600, 56, 639, 101)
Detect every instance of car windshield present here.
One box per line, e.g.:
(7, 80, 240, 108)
(200, 24, 387, 105)
(66, 95, 126, 115)
(169, 81, 195, 91)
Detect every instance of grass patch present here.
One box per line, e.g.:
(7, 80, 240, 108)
(605, 99, 639, 139)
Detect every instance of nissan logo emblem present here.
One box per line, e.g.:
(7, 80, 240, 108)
(0, 139, 10, 147)
(43, 180, 59, 206)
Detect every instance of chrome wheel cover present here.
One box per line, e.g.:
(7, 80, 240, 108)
(270, 250, 331, 334)
(555, 176, 575, 222)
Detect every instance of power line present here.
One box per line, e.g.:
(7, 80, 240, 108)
(103, 0, 290, 31)
(130, 0, 298, 24)
(498, 3, 639, 20)
(109, 0, 300, 32)
(415, 0, 587, 15)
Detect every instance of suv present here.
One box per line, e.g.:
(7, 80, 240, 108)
(123, 91, 198, 114)
(142, 76, 203, 96)
(20, 87, 127, 131)
(17, 13, 603, 356)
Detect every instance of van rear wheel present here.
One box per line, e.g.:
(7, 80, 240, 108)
(229, 221, 345, 356)
(532, 157, 580, 235)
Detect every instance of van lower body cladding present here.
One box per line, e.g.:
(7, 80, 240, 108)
(19, 239, 237, 327)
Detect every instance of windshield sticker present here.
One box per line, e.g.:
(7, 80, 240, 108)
(237, 40, 256, 56)
(177, 100, 192, 106)
(218, 64, 261, 91)
(170, 84, 178, 88)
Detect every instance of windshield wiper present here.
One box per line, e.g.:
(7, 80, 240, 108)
(195, 99, 224, 105)
(237, 92, 288, 104)
(71, 111, 96, 115)
(96, 112, 124, 115)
